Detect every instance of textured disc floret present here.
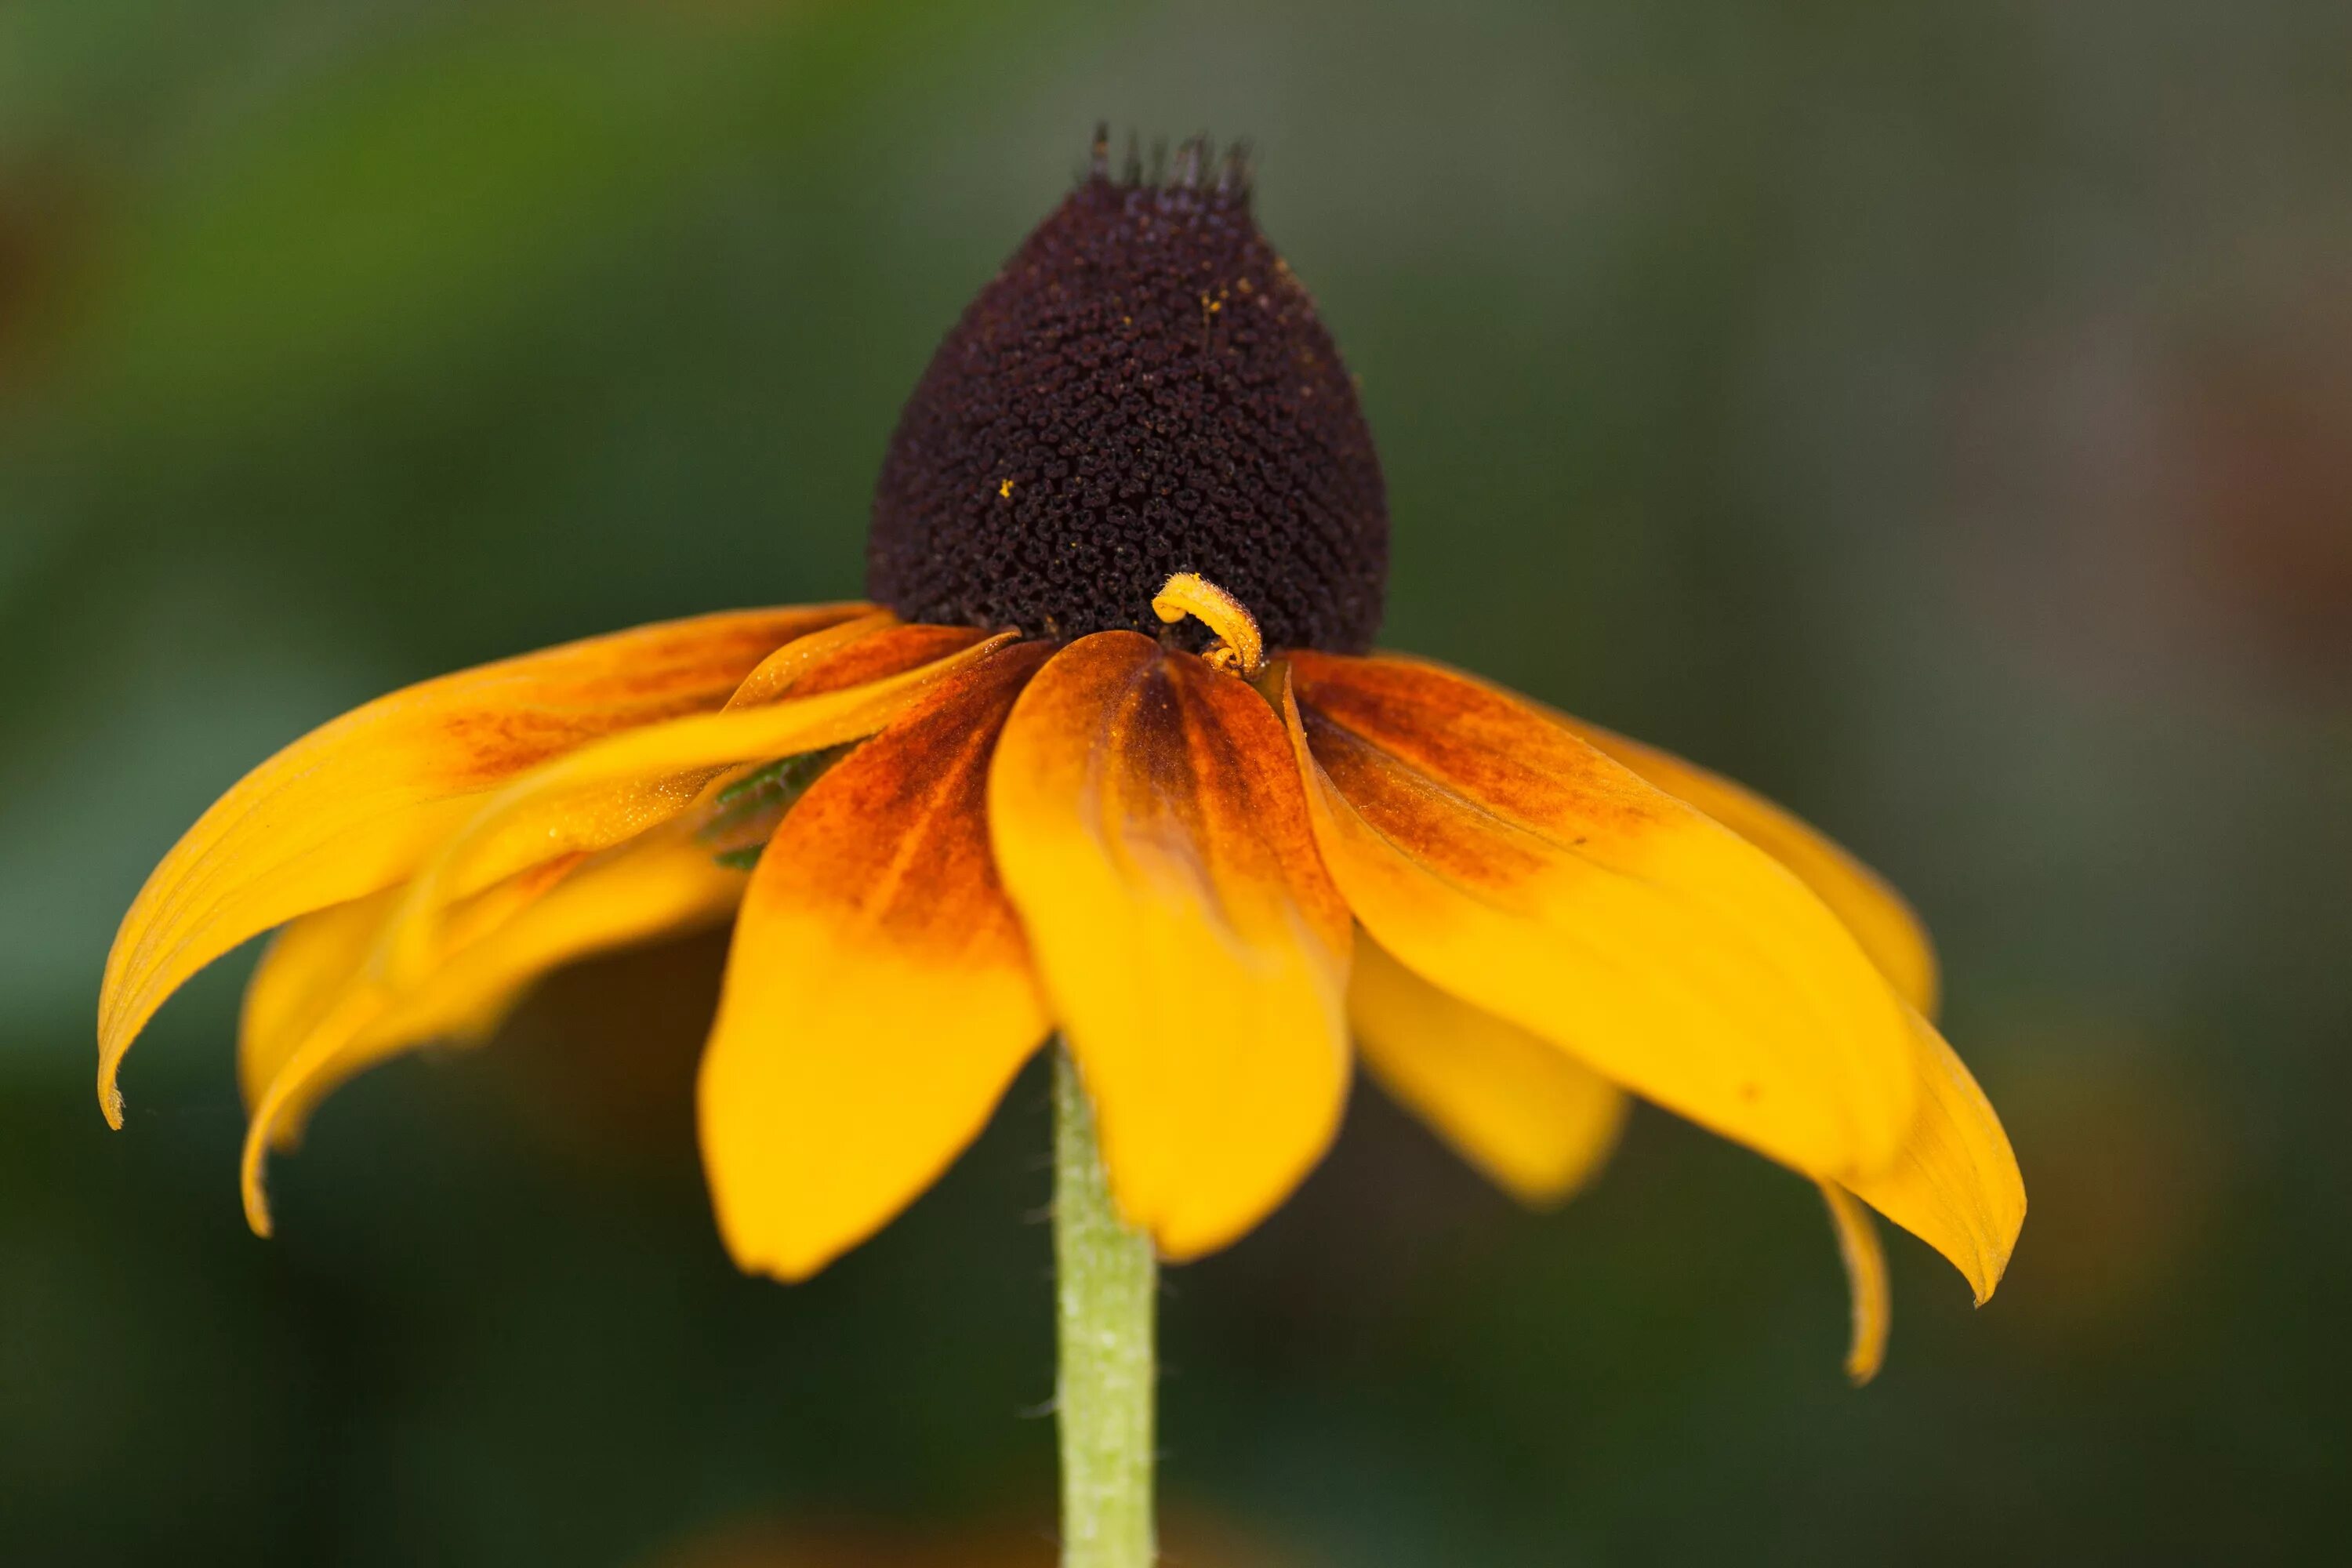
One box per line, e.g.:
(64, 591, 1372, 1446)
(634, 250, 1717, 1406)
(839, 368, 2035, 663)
(867, 132, 1389, 653)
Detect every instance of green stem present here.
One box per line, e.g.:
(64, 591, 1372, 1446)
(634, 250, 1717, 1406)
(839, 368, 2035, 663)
(1053, 1045, 1157, 1568)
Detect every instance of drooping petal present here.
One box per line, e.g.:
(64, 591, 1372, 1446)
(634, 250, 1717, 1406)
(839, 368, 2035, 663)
(376, 625, 1011, 988)
(699, 642, 1054, 1282)
(1843, 1012, 2027, 1305)
(1284, 652, 1917, 1185)
(990, 632, 1353, 1261)
(238, 888, 402, 1114)
(1821, 1181, 1892, 1385)
(1348, 934, 1627, 1206)
(238, 822, 750, 1233)
(236, 854, 578, 1116)
(98, 603, 865, 1124)
(1548, 713, 1940, 1017)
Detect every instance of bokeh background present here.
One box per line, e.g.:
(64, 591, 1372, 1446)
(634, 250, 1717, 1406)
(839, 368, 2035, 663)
(5, 2, 2348, 1563)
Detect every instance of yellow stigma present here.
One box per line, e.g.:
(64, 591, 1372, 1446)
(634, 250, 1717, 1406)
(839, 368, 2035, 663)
(1152, 572, 1265, 677)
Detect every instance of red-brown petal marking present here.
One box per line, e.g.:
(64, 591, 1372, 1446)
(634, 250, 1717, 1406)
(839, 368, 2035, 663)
(719, 609, 900, 707)
(779, 622, 1002, 700)
(372, 623, 1007, 991)
(98, 603, 866, 1124)
(700, 641, 1054, 1282)
(990, 632, 1353, 1261)
(724, 615, 1002, 710)
(1285, 651, 1918, 1185)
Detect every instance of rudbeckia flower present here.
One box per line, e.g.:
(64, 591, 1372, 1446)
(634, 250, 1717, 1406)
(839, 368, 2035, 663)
(99, 132, 2021, 1392)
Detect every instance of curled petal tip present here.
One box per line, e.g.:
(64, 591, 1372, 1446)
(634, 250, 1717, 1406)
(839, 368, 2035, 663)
(1822, 1184, 1890, 1386)
(239, 1132, 276, 1239)
(97, 1021, 129, 1127)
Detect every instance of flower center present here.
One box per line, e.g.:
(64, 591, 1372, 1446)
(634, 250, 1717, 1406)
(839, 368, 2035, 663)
(866, 130, 1389, 654)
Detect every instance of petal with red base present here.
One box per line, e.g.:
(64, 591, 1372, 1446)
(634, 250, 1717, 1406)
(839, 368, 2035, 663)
(373, 624, 1010, 989)
(991, 633, 1352, 1261)
(1284, 651, 1917, 1185)
(700, 642, 1054, 1281)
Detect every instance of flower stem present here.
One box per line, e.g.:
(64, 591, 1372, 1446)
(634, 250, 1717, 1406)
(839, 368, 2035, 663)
(1053, 1045, 1157, 1568)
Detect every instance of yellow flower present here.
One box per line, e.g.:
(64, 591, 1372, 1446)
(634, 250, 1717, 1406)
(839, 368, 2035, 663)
(97, 133, 2020, 1385)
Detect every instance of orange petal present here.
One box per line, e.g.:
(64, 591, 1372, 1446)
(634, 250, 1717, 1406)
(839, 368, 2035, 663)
(1285, 652, 1917, 1184)
(98, 603, 864, 1125)
(1549, 713, 1940, 1016)
(1844, 1011, 2027, 1305)
(239, 823, 749, 1233)
(744, 621, 997, 703)
(699, 643, 1054, 1281)
(1821, 1181, 1892, 1385)
(376, 625, 1010, 989)
(1349, 934, 1627, 1206)
(721, 610, 900, 707)
(989, 633, 1353, 1261)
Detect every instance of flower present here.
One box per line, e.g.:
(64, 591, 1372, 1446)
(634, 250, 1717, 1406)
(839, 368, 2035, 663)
(98, 132, 2021, 1381)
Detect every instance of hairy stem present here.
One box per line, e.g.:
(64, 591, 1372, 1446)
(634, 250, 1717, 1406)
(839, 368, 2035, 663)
(1054, 1046, 1157, 1568)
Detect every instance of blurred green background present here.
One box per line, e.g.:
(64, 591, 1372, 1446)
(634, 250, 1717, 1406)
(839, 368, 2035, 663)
(5, 1, 2348, 1563)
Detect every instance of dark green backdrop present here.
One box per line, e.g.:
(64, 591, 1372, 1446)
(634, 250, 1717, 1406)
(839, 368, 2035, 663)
(5, 2, 2347, 1563)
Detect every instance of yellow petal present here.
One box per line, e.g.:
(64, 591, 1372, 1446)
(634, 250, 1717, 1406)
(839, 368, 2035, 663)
(989, 633, 1353, 1261)
(1821, 1181, 1892, 1385)
(98, 603, 864, 1125)
(1348, 935, 1627, 1206)
(1285, 652, 1916, 1184)
(238, 888, 400, 1116)
(378, 625, 1012, 988)
(1843, 1011, 2027, 1305)
(700, 643, 1054, 1281)
(239, 822, 749, 1232)
(1550, 713, 1940, 1016)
